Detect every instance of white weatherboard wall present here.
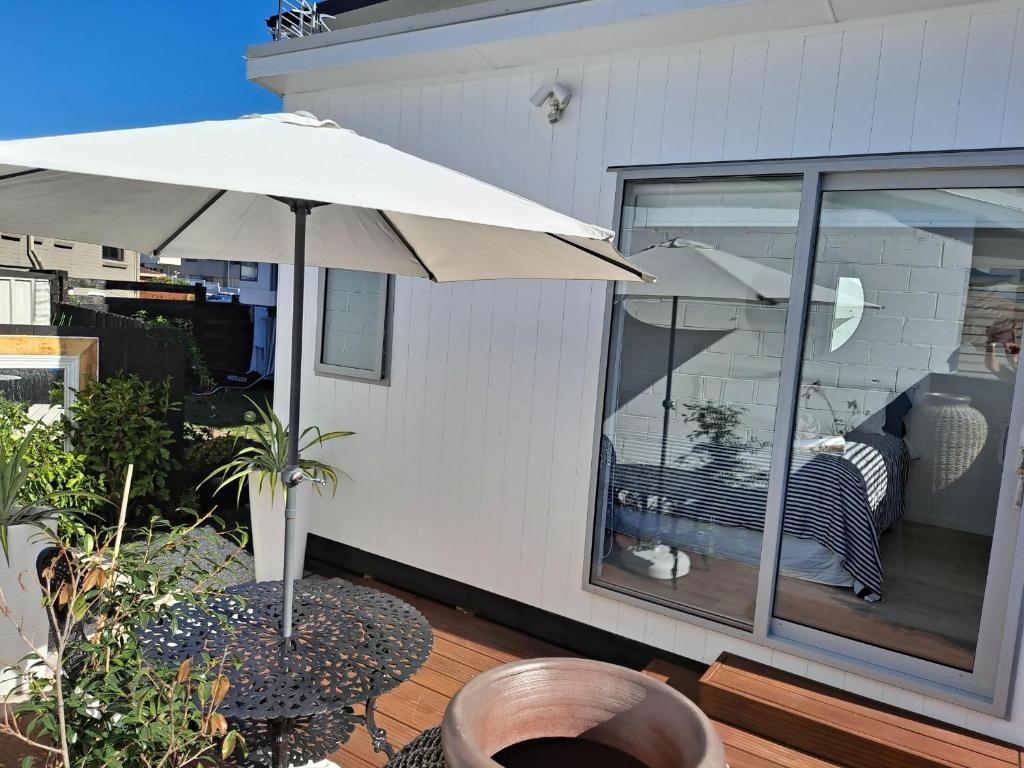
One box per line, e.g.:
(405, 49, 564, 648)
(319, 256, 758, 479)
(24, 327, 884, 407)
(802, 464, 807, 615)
(274, 0, 1024, 741)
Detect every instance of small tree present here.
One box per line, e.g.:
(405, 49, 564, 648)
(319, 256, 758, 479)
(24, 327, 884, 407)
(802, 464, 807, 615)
(0, 513, 247, 767)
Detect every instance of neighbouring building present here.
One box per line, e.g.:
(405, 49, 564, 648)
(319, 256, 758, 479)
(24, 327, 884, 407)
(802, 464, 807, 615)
(249, 0, 1024, 743)
(0, 230, 141, 285)
(142, 254, 278, 307)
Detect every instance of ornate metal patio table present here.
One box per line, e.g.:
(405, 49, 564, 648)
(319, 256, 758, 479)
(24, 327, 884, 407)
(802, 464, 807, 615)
(140, 578, 433, 767)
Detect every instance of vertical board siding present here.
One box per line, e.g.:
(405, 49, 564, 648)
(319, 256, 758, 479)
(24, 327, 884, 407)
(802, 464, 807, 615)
(830, 27, 883, 156)
(1000, 11, 1024, 146)
(283, 2, 1024, 745)
(723, 42, 769, 160)
(911, 17, 970, 150)
(869, 21, 926, 153)
(792, 33, 843, 156)
(955, 10, 1019, 148)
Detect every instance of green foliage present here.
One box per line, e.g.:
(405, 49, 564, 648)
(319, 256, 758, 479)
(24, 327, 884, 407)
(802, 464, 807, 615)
(681, 400, 768, 487)
(681, 400, 748, 447)
(799, 382, 868, 435)
(0, 426, 57, 564)
(133, 311, 216, 390)
(204, 398, 353, 504)
(0, 395, 104, 563)
(68, 373, 179, 517)
(185, 435, 239, 476)
(4, 514, 249, 767)
(0, 395, 102, 512)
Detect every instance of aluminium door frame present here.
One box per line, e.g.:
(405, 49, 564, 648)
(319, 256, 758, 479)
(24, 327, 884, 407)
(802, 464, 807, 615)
(588, 148, 1024, 715)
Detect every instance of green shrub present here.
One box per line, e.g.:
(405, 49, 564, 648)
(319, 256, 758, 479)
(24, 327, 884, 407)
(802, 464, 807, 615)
(3, 514, 248, 767)
(0, 393, 102, 515)
(68, 373, 179, 517)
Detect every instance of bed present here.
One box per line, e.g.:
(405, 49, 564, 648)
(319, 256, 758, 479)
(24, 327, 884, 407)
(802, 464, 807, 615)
(602, 432, 910, 599)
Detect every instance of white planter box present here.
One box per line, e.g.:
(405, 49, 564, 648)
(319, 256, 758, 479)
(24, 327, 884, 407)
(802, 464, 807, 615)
(248, 476, 311, 582)
(0, 524, 52, 696)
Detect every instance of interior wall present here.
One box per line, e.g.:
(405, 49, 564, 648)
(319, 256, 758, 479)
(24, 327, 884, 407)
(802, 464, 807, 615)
(277, 0, 1024, 743)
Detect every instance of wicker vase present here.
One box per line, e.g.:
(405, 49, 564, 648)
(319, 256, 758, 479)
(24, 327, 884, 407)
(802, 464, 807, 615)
(906, 393, 988, 495)
(441, 658, 726, 768)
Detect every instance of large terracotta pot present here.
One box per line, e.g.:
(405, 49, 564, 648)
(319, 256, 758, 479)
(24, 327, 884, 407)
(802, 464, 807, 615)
(442, 658, 727, 768)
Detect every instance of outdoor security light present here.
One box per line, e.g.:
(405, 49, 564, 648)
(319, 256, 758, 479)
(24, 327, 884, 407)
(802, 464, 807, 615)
(530, 82, 573, 123)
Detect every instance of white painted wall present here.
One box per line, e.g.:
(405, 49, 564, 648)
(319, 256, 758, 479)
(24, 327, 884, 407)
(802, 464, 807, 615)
(273, 0, 1024, 742)
(0, 273, 49, 325)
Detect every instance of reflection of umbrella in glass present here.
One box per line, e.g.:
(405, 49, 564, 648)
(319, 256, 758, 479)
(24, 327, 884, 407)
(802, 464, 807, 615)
(621, 238, 839, 469)
(627, 238, 836, 303)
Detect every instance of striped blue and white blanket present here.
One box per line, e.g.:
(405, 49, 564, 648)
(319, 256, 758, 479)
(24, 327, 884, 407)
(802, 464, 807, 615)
(606, 433, 909, 598)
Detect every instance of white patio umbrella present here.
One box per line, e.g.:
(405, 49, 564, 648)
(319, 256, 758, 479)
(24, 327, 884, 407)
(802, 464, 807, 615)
(0, 112, 653, 660)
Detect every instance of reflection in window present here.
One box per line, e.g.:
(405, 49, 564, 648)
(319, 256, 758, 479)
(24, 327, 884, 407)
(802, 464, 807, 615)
(593, 178, 802, 626)
(776, 187, 1024, 672)
(318, 268, 389, 380)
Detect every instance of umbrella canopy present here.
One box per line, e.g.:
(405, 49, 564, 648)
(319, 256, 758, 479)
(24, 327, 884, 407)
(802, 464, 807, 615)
(0, 111, 652, 284)
(627, 237, 832, 303)
(0, 113, 651, 719)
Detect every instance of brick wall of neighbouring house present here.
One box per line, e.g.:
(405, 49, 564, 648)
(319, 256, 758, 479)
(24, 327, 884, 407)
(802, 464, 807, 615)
(0, 231, 140, 284)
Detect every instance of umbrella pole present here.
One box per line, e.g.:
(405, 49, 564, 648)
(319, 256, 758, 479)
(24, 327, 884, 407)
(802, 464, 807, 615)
(282, 201, 311, 649)
(659, 296, 679, 471)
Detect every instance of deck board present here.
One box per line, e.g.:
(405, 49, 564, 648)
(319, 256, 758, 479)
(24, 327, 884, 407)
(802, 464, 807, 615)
(330, 576, 575, 766)
(330, 576, 847, 768)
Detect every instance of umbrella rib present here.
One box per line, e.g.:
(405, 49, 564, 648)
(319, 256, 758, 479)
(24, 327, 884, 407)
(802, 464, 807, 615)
(153, 189, 228, 256)
(0, 168, 44, 183)
(377, 210, 437, 282)
(545, 233, 649, 281)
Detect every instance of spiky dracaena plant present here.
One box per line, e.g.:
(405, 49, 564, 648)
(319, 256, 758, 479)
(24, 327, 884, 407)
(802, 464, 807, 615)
(204, 399, 353, 503)
(0, 426, 55, 564)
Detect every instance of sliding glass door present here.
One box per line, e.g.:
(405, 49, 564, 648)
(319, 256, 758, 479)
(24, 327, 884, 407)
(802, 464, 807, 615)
(592, 156, 1024, 712)
(594, 177, 801, 627)
(769, 175, 1024, 700)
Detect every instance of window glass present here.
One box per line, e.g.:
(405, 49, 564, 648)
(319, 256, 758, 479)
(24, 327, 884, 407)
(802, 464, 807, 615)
(593, 177, 802, 626)
(319, 268, 389, 379)
(101, 245, 122, 261)
(239, 262, 258, 282)
(775, 187, 1024, 671)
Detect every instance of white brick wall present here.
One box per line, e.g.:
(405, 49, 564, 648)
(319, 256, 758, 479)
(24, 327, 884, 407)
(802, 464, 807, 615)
(612, 223, 1003, 535)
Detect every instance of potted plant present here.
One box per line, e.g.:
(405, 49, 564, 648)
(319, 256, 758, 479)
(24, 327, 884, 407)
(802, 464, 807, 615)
(0, 428, 62, 692)
(206, 399, 352, 582)
(1, 513, 248, 767)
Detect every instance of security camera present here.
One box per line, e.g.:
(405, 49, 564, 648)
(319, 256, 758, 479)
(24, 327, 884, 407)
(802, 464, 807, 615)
(529, 82, 573, 124)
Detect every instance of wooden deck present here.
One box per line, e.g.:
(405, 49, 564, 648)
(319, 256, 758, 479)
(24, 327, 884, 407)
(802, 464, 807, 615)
(329, 576, 578, 767)
(331, 576, 848, 768)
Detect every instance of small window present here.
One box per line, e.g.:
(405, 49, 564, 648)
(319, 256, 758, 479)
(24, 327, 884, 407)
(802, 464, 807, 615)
(316, 268, 390, 382)
(54, 242, 73, 250)
(102, 246, 124, 262)
(0, 234, 21, 242)
(239, 262, 259, 282)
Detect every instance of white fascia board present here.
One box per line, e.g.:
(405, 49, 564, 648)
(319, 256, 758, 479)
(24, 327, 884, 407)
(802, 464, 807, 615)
(246, 0, 996, 95)
(246, 0, 813, 94)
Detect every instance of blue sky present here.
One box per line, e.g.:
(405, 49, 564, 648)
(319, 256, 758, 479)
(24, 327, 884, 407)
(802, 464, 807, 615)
(0, 2, 282, 139)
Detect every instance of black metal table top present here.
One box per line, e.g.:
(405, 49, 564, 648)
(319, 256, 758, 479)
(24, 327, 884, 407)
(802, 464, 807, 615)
(140, 578, 433, 721)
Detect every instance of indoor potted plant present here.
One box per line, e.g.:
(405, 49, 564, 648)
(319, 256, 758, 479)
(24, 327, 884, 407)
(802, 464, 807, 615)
(206, 399, 352, 581)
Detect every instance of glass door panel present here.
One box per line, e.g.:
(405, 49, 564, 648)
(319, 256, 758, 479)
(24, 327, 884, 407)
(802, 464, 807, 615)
(774, 186, 1024, 671)
(593, 177, 802, 626)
